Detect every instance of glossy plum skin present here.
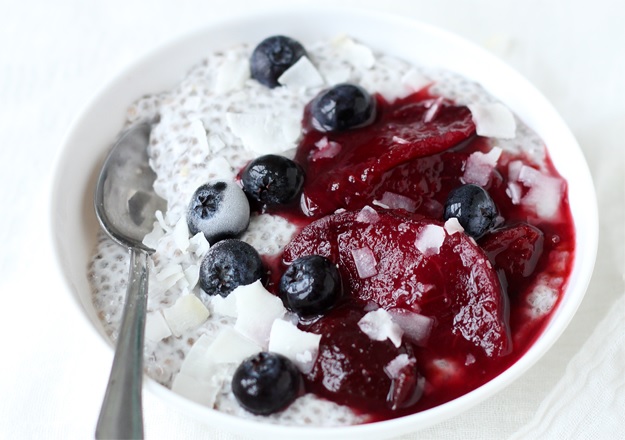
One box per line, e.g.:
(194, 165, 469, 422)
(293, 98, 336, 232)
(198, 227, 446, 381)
(284, 210, 511, 358)
(296, 92, 476, 217)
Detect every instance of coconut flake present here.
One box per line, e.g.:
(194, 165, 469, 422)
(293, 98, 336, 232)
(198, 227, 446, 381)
(462, 147, 502, 186)
(431, 358, 460, 378)
(379, 191, 417, 213)
(145, 311, 172, 342)
(423, 97, 444, 123)
(172, 355, 230, 408)
(177, 334, 214, 379)
(518, 165, 564, 219)
(401, 69, 430, 92)
(356, 205, 380, 223)
(155, 263, 184, 282)
(508, 160, 524, 181)
(334, 36, 375, 69)
(278, 56, 324, 88)
(372, 199, 390, 209)
(268, 319, 322, 373)
(204, 328, 262, 364)
(172, 369, 221, 407)
(358, 309, 403, 347)
(209, 293, 238, 317)
(415, 224, 446, 255)
(295, 351, 313, 367)
(209, 279, 275, 319)
(506, 160, 525, 205)
(506, 182, 523, 205)
(188, 119, 209, 151)
(384, 353, 416, 379)
(468, 103, 516, 139)
(361, 73, 407, 102)
(151, 269, 184, 296)
(154, 210, 172, 233)
(205, 156, 235, 181)
(207, 132, 226, 153)
(387, 365, 425, 410)
(311, 137, 342, 161)
(351, 247, 378, 279)
(188, 232, 210, 258)
(176, 276, 190, 292)
(226, 111, 300, 154)
(234, 280, 286, 348)
(465, 353, 476, 366)
(392, 136, 409, 144)
(173, 216, 190, 252)
(323, 64, 352, 85)
(387, 308, 434, 347)
(162, 294, 210, 337)
(527, 283, 558, 317)
(142, 221, 165, 250)
(183, 264, 200, 289)
(444, 217, 464, 235)
(214, 57, 250, 94)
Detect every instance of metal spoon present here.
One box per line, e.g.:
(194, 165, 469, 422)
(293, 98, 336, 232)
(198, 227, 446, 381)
(94, 121, 166, 439)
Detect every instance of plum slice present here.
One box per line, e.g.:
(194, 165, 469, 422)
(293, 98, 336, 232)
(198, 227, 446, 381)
(283, 209, 510, 357)
(481, 222, 544, 281)
(296, 95, 476, 217)
(303, 305, 423, 413)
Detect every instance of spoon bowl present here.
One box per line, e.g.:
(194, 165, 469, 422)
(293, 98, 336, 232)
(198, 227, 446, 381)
(93, 121, 166, 439)
(94, 122, 164, 252)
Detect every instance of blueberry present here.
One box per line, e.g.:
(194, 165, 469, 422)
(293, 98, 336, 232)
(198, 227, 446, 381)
(241, 154, 305, 206)
(444, 184, 499, 239)
(187, 180, 250, 244)
(232, 352, 302, 415)
(279, 255, 342, 317)
(310, 83, 376, 132)
(250, 35, 307, 88)
(199, 239, 264, 297)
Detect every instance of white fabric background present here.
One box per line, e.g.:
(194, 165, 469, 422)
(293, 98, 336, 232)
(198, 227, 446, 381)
(1, 0, 623, 439)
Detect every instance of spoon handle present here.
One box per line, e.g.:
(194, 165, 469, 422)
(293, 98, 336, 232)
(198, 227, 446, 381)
(96, 249, 149, 440)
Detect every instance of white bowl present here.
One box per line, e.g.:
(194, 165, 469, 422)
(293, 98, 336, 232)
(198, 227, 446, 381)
(49, 6, 598, 440)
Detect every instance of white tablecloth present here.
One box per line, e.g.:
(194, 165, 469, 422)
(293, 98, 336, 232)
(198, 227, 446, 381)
(1, 0, 623, 438)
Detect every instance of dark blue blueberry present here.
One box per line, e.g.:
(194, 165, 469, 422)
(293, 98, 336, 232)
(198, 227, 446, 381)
(444, 184, 499, 239)
(279, 255, 342, 317)
(199, 239, 264, 297)
(250, 35, 307, 88)
(232, 352, 302, 415)
(310, 83, 376, 132)
(241, 154, 304, 207)
(187, 180, 250, 244)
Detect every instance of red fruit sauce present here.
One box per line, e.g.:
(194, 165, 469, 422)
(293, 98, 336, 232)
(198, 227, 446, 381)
(255, 91, 575, 421)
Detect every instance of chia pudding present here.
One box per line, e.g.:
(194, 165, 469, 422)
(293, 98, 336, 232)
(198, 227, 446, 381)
(88, 35, 574, 426)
